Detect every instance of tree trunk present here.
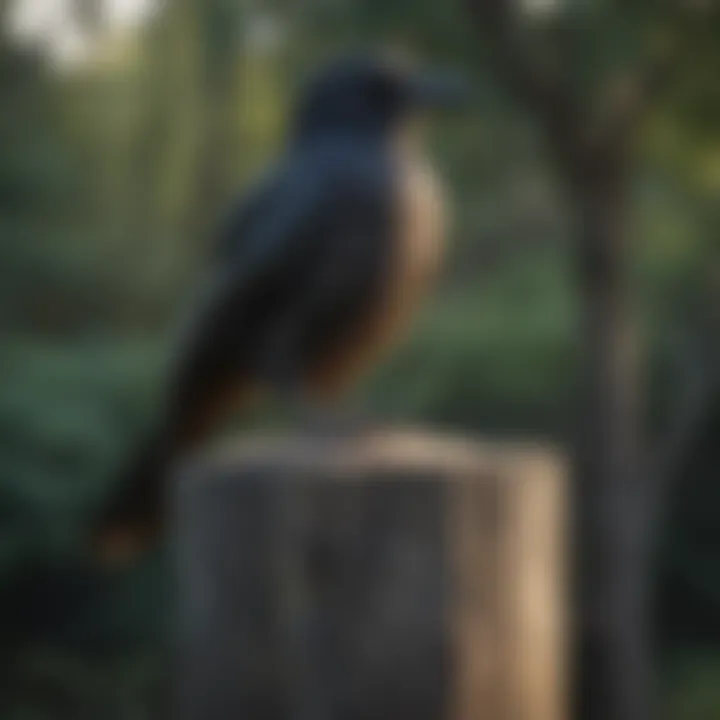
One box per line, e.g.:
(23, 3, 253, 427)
(569, 165, 653, 720)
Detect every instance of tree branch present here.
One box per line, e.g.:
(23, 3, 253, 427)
(590, 1, 720, 147)
(465, 0, 580, 138)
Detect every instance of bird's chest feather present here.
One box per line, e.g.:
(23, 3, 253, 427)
(306, 152, 447, 398)
(393, 153, 447, 297)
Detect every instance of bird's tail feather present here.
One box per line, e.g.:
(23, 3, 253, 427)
(91, 380, 257, 566)
(91, 428, 177, 566)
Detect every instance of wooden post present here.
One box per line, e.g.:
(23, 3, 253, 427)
(173, 429, 567, 720)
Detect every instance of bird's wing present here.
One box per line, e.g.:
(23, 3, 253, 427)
(164, 143, 393, 414)
(211, 167, 280, 259)
(96, 145, 395, 552)
(173, 156, 330, 349)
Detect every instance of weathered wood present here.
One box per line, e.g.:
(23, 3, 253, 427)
(173, 430, 566, 720)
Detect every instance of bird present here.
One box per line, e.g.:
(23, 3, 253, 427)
(92, 52, 469, 564)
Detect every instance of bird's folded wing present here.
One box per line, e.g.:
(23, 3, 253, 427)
(171, 163, 332, 352)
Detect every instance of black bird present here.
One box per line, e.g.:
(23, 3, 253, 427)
(93, 53, 468, 562)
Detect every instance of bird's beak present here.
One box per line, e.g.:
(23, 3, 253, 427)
(408, 70, 472, 111)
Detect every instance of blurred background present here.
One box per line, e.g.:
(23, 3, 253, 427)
(0, 0, 718, 718)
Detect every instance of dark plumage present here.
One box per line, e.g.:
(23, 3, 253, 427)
(92, 53, 468, 562)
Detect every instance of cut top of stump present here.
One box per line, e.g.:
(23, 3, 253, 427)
(179, 427, 564, 486)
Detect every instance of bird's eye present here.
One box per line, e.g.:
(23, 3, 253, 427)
(366, 76, 397, 109)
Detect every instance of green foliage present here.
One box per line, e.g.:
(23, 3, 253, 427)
(663, 654, 720, 720)
(370, 254, 577, 432)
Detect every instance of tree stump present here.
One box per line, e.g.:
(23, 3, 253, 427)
(173, 429, 566, 720)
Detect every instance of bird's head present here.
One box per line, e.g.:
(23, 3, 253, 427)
(292, 53, 470, 145)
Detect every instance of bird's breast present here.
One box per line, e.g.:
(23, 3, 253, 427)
(395, 152, 447, 289)
(381, 150, 447, 335)
(305, 149, 448, 399)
